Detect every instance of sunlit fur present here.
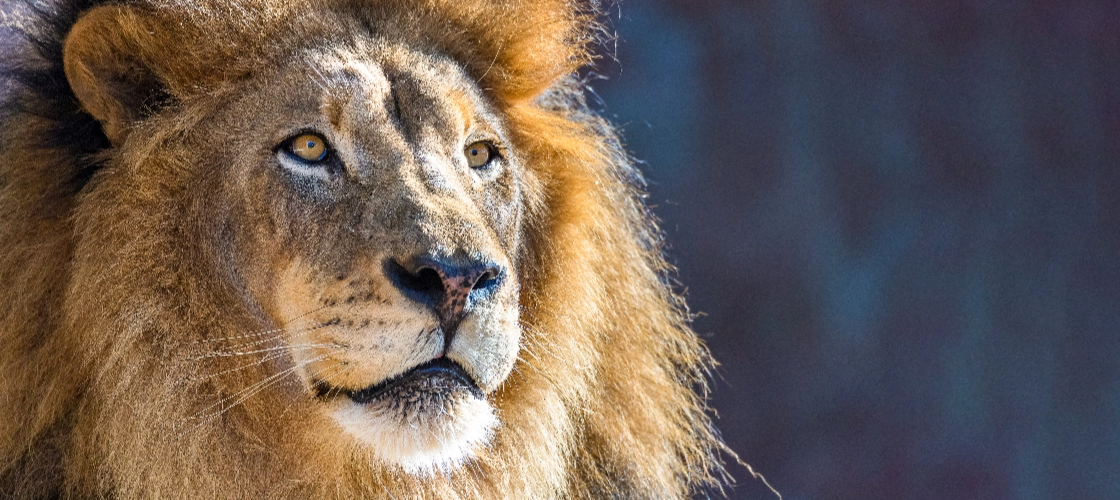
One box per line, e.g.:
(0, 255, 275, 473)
(0, 0, 729, 498)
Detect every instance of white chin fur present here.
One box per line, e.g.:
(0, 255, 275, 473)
(332, 396, 497, 474)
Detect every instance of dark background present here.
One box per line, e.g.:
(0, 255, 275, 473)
(591, 1, 1120, 499)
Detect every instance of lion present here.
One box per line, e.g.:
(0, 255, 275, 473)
(0, 0, 729, 498)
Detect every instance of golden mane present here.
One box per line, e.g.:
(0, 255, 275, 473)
(0, 0, 729, 497)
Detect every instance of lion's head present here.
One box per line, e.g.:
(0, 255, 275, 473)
(65, 29, 537, 472)
(0, 0, 728, 498)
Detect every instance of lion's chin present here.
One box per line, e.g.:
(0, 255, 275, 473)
(325, 359, 498, 474)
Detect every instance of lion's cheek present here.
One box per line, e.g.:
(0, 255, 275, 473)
(297, 321, 440, 391)
(448, 306, 521, 394)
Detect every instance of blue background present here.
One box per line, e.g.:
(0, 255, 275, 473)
(592, 1, 1120, 498)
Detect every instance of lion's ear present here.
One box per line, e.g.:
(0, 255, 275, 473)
(63, 6, 174, 145)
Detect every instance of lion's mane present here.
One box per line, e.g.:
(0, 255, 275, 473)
(0, 0, 728, 497)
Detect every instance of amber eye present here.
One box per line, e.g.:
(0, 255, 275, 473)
(465, 141, 493, 168)
(288, 133, 328, 162)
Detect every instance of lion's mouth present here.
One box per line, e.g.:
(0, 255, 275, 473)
(316, 357, 483, 405)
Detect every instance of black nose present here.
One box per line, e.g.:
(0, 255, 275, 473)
(386, 255, 503, 333)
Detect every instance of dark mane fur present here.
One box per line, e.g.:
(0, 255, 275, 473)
(1, 0, 112, 193)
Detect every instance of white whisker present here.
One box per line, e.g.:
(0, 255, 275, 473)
(187, 353, 331, 423)
(194, 342, 341, 360)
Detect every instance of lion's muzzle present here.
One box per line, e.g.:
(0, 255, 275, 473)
(384, 254, 504, 352)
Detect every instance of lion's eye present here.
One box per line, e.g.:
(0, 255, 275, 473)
(287, 133, 328, 162)
(465, 141, 494, 168)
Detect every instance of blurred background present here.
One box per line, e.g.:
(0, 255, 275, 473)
(591, 1, 1120, 499)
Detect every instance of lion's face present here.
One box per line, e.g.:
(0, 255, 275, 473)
(176, 43, 525, 471)
(0, 1, 726, 497)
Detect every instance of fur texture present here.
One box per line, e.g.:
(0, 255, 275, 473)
(0, 0, 728, 498)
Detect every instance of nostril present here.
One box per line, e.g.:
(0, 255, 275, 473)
(472, 268, 501, 293)
(404, 267, 444, 296)
(386, 260, 445, 305)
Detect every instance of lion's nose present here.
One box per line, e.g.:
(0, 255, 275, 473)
(386, 255, 502, 341)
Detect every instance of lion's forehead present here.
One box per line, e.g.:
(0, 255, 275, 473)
(313, 45, 487, 133)
(204, 43, 522, 263)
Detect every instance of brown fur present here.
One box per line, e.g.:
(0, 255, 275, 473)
(0, 0, 729, 498)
